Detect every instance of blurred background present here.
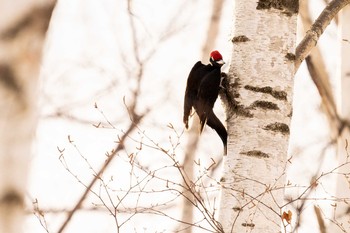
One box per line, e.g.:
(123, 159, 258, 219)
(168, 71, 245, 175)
(0, 0, 346, 232)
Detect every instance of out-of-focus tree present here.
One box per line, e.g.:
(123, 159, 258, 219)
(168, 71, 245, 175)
(331, 5, 350, 232)
(0, 1, 55, 233)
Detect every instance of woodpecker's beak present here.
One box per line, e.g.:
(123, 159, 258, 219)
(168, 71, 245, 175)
(216, 59, 225, 65)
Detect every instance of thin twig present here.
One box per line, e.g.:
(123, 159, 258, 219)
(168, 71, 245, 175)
(57, 114, 144, 233)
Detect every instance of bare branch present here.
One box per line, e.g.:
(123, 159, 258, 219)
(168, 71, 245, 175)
(305, 57, 341, 131)
(57, 113, 145, 233)
(314, 205, 327, 233)
(295, 0, 350, 70)
(300, 0, 340, 138)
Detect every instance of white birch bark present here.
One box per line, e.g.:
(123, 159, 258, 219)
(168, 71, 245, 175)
(0, 2, 54, 232)
(219, 1, 297, 232)
(332, 5, 350, 232)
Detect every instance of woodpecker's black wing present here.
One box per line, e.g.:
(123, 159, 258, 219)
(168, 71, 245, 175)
(195, 68, 227, 153)
(183, 61, 206, 129)
(195, 68, 221, 133)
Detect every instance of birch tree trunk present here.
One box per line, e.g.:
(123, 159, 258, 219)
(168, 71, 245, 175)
(332, 5, 350, 232)
(219, 1, 298, 232)
(0, 2, 55, 233)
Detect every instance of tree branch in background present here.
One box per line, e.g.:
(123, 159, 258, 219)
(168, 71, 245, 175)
(57, 110, 145, 233)
(314, 205, 327, 233)
(323, 0, 340, 24)
(295, 0, 350, 71)
(305, 57, 341, 135)
(299, 0, 340, 138)
(57, 1, 150, 231)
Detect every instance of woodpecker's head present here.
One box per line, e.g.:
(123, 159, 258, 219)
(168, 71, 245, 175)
(209, 50, 225, 67)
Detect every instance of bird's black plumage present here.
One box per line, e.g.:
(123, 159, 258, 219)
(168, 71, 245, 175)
(183, 51, 227, 154)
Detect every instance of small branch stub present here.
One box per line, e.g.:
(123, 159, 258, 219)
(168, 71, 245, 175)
(285, 52, 296, 61)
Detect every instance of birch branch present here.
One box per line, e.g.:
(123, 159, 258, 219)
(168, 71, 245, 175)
(305, 56, 341, 135)
(295, 0, 350, 71)
(300, 0, 341, 138)
(314, 206, 327, 233)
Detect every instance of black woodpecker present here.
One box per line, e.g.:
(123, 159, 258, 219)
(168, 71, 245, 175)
(183, 50, 227, 154)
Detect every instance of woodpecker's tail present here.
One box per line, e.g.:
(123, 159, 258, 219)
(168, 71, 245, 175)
(206, 110, 227, 152)
(199, 115, 207, 134)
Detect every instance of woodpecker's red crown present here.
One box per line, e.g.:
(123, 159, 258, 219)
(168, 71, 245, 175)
(210, 50, 223, 61)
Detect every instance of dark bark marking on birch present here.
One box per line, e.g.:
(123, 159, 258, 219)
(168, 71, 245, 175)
(241, 150, 270, 158)
(220, 177, 226, 182)
(0, 190, 24, 208)
(264, 122, 290, 134)
(242, 223, 255, 228)
(236, 105, 254, 118)
(251, 100, 279, 110)
(244, 85, 287, 100)
(233, 207, 242, 212)
(0, 3, 55, 40)
(256, 0, 299, 15)
(0, 63, 22, 93)
(219, 73, 255, 119)
(232, 35, 250, 43)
